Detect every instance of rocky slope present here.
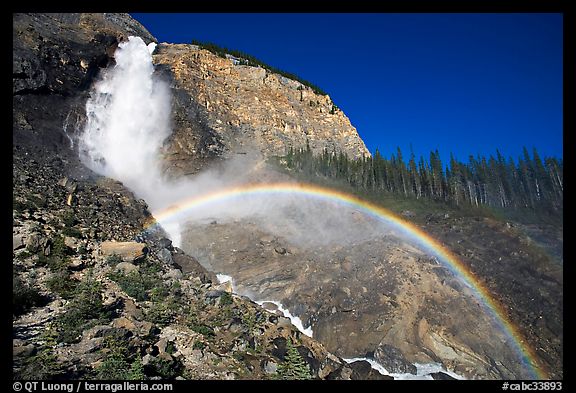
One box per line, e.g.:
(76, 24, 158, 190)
(12, 13, 383, 380)
(13, 148, 384, 380)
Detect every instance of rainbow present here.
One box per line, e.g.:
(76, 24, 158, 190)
(146, 181, 547, 379)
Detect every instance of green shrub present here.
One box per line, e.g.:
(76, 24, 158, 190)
(14, 326, 62, 380)
(192, 341, 205, 350)
(146, 301, 175, 327)
(219, 291, 233, 306)
(13, 274, 46, 316)
(149, 357, 183, 380)
(62, 226, 82, 238)
(189, 323, 215, 337)
(95, 337, 145, 380)
(61, 211, 76, 228)
(106, 254, 123, 266)
(14, 344, 62, 379)
(108, 271, 150, 302)
(42, 235, 73, 272)
(46, 271, 78, 299)
(54, 275, 112, 343)
(108, 261, 164, 302)
(166, 341, 177, 355)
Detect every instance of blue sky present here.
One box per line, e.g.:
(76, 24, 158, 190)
(131, 13, 563, 164)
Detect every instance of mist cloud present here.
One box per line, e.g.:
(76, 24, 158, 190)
(77, 36, 399, 250)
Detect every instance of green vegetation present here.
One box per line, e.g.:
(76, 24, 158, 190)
(54, 274, 112, 343)
(14, 327, 63, 380)
(191, 39, 328, 96)
(107, 259, 163, 302)
(62, 226, 82, 238)
(46, 270, 78, 299)
(61, 210, 76, 228)
(146, 300, 176, 327)
(219, 291, 233, 306)
(95, 335, 145, 380)
(280, 144, 563, 225)
(38, 235, 73, 271)
(60, 210, 83, 238)
(106, 254, 123, 266)
(13, 194, 47, 212)
(149, 357, 183, 380)
(190, 323, 215, 337)
(13, 273, 46, 316)
(108, 271, 149, 301)
(275, 338, 312, 380)
(192, 340, 206, 350)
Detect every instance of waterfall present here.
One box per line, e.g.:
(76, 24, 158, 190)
(79, 36, 171, 205)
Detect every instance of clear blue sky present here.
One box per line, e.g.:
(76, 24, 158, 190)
(131, 13, 563, 165)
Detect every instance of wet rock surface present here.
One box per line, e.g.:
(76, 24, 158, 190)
(180, 208, 562, 379)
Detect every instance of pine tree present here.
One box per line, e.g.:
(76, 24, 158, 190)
(276, 338, 312, 380)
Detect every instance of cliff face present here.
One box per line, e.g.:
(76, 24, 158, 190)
(152, 44, 370, 176)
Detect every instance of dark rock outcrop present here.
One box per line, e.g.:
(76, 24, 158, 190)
(373, 344, 417, 375)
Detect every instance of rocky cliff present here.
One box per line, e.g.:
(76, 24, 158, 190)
(152, 44, 370, 177)
(12, 13, 379, 380)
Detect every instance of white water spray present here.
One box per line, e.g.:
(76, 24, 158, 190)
(79, 36, 171, 201)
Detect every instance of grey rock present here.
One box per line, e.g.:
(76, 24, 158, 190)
(262, 359, 278, 374)
(13, 234, 25, 251)
(205, 290, 225, 299)
(13, 343, 36, 358)
(163, 268, 183, 280)
(373, 343, 416, 374)
(77, 337, 105, 354)
(114, 261, 139, 274)
(157, 238, 173, 250)
(348, 360, 393, 380)
(25, 233, 42, 252)
(157, 248, 173, 265)
(274, 247, 287, 255)
(401, 210, 416, 218)
(82, 325, 115, 340)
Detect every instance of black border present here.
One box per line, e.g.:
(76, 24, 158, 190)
(8, 1, 572, 390)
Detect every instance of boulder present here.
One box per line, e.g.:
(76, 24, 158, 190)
(64, 236, 80, 250)
(111, 317, 137, 332)
(347, 360, 393, 380)
(163, 268, 183, 280)
(114, 262, 139, 274)
(401, 210, 416, 218)
(25, 233, 42, 252)
(101, 241, 147, 262)
(430, 371, 457, 380)
(13, 234, 25, 251)
(13, 342, 36, 359)
(373, 343, 416, 374)
(205, 290, 226, 299)
(262, 359, 278, 374)
(172, 250, 217, 283)
(156, 248, 173, 265)
(157, 238, 173, 250)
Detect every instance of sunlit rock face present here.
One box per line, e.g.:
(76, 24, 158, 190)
(178, 210, 528, 380)
(151, 43, 370, 178)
